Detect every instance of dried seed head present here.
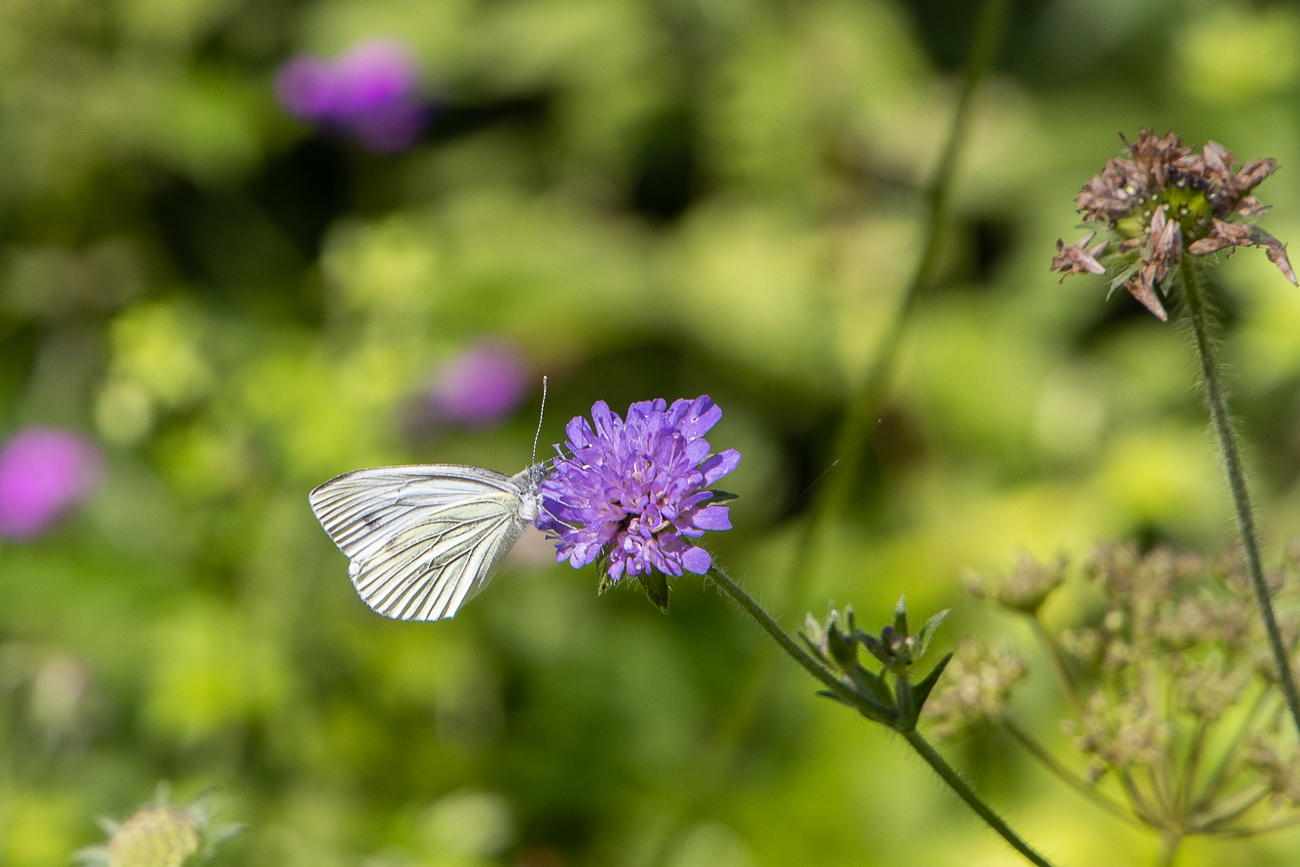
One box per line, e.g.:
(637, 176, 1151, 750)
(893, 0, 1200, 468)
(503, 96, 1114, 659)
(1073, 688, 1169, 769)
(1054, 130, 1296, 318)
(965, 552, 1067, 615)
(922, 638, 1028, 740)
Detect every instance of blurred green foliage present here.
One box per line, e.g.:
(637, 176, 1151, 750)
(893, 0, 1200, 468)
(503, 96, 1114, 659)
(4, 0, 1300, 864)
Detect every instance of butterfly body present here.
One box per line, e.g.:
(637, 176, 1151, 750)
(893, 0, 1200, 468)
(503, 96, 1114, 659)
(310, 463, 545, 621)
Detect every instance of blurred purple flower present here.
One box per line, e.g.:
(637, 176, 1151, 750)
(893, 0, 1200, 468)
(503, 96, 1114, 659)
(275, 38, 431, 153)
(0, 427, 102, 541)
(427, 340, 531, 428)
(537, 396, 740, 583)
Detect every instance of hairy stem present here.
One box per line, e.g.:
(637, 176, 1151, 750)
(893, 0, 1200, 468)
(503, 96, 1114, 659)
(1179, 257, 1300, 742)
(707, 565, 1060, 867)
(904, 730, 1060, 867)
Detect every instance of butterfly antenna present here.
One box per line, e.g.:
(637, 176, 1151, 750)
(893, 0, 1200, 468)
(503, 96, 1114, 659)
(532, 376, 548, 465)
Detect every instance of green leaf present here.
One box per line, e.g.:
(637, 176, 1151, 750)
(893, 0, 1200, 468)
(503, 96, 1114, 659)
(892, 596, 908, 637)
(909, 652, 954, 724)
(639, 572, 670, 613)
(815, 689, 854, 707)
(706, 489, 740, 502)
(914, 609, 950, 659)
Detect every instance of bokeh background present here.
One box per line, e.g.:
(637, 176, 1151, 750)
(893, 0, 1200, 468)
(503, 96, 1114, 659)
(3, 0, 1300, 864)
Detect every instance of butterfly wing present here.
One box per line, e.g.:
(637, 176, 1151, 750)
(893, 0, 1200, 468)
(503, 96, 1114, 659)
(309, 465, 531, 621)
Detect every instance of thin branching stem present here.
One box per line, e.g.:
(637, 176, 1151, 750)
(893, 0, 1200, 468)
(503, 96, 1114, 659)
(1191, 783, 1270, 833)
(1192, 684, 1271, 812)
(1030, 615, 1084, 713)
(1213, 812, 1300, 838)
(785, 0, 1014, 596)
(1156, 833, 1182, 867)
(1000, 716, 1140, 827)
(707, 565, 1060, 867)
(1179, 256, 1300, 742)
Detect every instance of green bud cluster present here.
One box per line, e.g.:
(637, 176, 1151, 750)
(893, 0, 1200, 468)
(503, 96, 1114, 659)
(800, 597, 951, 732)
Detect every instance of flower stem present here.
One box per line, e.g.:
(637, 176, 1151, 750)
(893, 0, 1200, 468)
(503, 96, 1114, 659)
(1179, 256, 1300, 742)
(903, 730, 1059, 867)
(707, 565, 1060, 867)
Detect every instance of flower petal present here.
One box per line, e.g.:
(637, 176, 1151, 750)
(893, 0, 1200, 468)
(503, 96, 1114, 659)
(699, 448, 741, 485)
(692, 505, 731, 531)
(681, 547, 711, 574)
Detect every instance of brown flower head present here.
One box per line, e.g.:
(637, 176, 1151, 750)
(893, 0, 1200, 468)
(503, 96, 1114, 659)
(1052, 129, 1296, 321)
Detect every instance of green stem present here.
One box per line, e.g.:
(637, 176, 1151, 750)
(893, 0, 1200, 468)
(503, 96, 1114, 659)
(1030, 615, 1084, 713)
(1000, 717, 1140, 827)
(814, 0, 1013, 526)
(904, 730, 1059, 867)
(706, 566, 859, 705)
(1192, 684, 1270, 812)
(707, 565, 1060, 867)
(644, 4, 1014, 860)
(1156, 833, 1182, 867)
(1179, 257, 1300, 742)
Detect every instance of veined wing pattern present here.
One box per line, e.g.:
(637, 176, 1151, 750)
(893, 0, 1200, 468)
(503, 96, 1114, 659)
(309, 465, 538, 621)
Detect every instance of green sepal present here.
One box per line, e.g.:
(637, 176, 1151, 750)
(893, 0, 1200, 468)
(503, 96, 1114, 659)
(907, 652, 954, 728)
(1107, 264, 1139, 299)
(860, 630, 889, 666)
(827, 621, 858, 670)
(639, 571, 670, 613)
(848, 664, 895, 708)
(914, 609, 950, 660)
(892, 596, 908, 637)
(597, 570, 617, 596)
(706, 489, 740, 502)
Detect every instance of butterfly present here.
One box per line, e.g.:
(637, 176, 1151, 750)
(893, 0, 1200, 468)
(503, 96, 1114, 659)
(309, 378, 551, 621)
(309, 463, 546, 621)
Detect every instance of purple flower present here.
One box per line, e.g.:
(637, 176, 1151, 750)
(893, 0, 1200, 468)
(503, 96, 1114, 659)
(427, 340, 531, 428)
(538, 396, 740, 588)
(275, 38, 431, 153)
(0, 427, 102, 541)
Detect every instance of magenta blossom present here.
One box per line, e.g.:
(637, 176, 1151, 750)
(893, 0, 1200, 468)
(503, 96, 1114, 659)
(275, 38, 431, 153)
(427, 340, 531, 428)
(537, 397, 740, 588)
(0, 428, 102, 541)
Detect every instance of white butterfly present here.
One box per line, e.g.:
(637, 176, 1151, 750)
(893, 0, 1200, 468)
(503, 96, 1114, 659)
(310, 462, 547, 621)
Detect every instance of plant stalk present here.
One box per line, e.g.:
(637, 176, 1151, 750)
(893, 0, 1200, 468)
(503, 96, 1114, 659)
(1000, 717, 1139, 827)
(707, 565, 1059, 867)
(1179, 256, 1300, 742)
(904, 730, 1059, 867)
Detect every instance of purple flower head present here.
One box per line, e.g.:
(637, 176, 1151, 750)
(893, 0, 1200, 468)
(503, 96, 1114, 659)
(0, 427, 102, 541)
(427, 339, 531, 428)
(275, 38, 431, 153)
(537, 396, 740, 595)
